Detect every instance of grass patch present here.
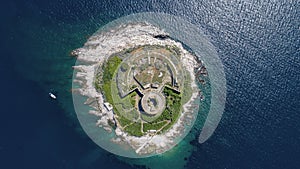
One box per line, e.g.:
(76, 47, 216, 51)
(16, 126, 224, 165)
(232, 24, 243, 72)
(141, 86, 182, 133)
(124, 122, 143, 137)
(116, 115, 132, 127)
(99, 56, 122, 104)
(95, 50, 189, 137)
(143, 121, 167, 132)
(129, 92, 137, 106)
(98, 55, 142, 136)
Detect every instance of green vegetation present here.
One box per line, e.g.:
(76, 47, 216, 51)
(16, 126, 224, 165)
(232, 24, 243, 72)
(96, 46, 190, 137)
(116, 115, 132, 127)
(100, 55, 182, 135)
(141, 113, 161, 122)
(156, 86, 181, 130)
(111, 79, 139, 121)
(141, 86, 182, 133)
(98, 55, 137, 128)
(102, 56, 122, 83)
(124, 122, 143, 137)
(99, 55, 142, 136)
(130, 92, 137, 106)
(100, 56, 122, 104)
(143, 121, 167, 132)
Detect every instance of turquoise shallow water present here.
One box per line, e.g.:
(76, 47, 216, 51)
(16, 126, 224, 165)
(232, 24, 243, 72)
(3, 4, 212, 168)
(71, 13, 214, 160)
(1, 0, 299, 169)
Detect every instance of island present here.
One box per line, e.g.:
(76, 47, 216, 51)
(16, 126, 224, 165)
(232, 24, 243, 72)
(71, 22, 207, 156)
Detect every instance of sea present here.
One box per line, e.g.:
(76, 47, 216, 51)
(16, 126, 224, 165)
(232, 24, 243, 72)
(1, 0, 299, 169)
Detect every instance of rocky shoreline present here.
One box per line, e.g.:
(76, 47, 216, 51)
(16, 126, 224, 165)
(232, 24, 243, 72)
(72, 22, 202, 155)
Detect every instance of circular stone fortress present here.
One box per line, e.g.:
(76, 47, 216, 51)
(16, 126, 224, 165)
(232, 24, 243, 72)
(96, 45, 190, 138)
(113, 45, 185, 123)
(72, 22, 205, 157)
(141, 91, 165, 116)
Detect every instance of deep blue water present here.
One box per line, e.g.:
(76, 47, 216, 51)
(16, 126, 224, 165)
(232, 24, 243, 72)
(1, 0, 300, 169)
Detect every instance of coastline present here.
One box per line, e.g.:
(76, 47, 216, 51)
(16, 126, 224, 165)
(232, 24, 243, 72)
(72, 22, 201, 156)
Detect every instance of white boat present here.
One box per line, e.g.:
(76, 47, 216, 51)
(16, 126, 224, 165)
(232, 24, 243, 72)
(49, 92, 57, 99)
